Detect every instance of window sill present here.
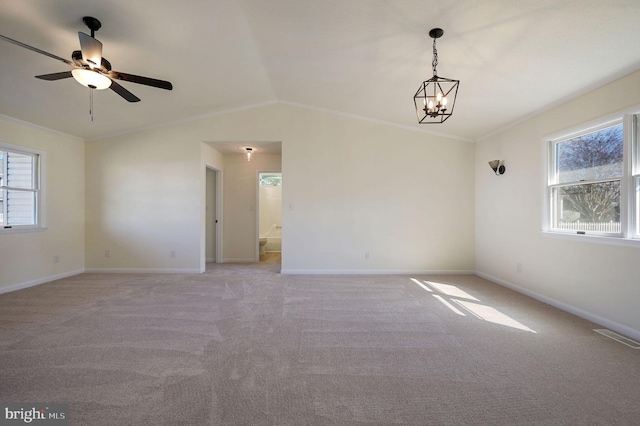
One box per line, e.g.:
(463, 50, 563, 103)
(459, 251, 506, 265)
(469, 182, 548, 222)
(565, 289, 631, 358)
(0, 226, 47, 235)
(541, 230, 640, 248)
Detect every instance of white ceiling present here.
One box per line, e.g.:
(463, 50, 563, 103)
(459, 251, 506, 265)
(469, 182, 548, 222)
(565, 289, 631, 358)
(1, 0, 640, 143)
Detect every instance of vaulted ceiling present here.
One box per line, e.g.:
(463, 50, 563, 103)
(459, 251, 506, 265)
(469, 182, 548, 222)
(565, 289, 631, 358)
(1, 0, 639, 142)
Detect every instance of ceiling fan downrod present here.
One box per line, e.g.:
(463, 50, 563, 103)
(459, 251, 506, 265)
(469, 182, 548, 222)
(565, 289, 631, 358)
(83, 16, 102, 38)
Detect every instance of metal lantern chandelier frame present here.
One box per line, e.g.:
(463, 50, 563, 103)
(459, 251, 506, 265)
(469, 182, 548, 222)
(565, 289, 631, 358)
(414, 28, 459, 124)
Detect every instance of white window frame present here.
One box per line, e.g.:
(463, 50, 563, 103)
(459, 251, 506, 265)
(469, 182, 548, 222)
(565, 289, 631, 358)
(0, 142, 45, 233)
(542, 107, 640, 247)
(632, 113, 640, 239)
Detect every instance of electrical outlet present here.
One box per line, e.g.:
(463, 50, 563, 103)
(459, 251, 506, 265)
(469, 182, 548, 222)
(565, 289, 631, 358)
(170, 251, 176, 258)
(365, 251, 370, 260)
(53, 255, 60, 263)
(516, 262, 522, 273)
(105, 250, 111, 258)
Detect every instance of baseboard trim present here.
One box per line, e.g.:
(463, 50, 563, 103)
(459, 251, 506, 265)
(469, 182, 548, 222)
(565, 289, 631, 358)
(475, 270, 640, 342)
(280, 269, 475, 275)
(0, 269, 84, 294)
(84, 268, 203, 274)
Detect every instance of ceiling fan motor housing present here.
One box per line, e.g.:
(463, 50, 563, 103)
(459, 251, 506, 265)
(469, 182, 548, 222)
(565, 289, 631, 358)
(72, 50, 112, 72)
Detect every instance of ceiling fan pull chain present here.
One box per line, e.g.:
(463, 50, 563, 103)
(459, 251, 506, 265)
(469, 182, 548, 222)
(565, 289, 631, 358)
(90, 88, 94, 122)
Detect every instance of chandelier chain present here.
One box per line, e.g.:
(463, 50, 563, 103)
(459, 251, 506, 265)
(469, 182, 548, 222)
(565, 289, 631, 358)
(432, 37, 438, 76)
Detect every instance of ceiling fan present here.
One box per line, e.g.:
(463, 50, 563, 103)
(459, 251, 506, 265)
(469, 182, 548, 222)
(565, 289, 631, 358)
(0, 16, 173, 103)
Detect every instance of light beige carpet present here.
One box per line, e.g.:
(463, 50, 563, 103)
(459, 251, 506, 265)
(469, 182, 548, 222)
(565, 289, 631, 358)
(1, 263, 639, 425)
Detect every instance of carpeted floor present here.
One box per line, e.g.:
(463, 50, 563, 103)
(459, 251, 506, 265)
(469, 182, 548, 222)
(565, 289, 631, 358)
(1, 263, 639, 425)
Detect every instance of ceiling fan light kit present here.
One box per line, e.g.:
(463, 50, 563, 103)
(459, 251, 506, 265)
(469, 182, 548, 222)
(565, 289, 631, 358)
(71, 68, 112, 90)
(0, 16, 173, 109)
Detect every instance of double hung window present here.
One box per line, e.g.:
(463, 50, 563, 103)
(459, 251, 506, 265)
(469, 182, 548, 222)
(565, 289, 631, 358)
(546, 112, 639, 242)
(0, 145, 41, 230)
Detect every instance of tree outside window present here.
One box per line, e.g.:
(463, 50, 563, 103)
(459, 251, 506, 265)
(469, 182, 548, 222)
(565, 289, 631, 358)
(551, 124, 623, 233)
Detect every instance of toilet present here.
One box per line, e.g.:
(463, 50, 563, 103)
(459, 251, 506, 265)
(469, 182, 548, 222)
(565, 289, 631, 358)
(259, 237, 268, 255)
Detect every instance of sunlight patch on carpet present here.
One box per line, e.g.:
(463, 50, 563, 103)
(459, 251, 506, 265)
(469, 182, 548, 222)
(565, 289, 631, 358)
(454, 300, 536, 333)
(412, 278, 536, 333)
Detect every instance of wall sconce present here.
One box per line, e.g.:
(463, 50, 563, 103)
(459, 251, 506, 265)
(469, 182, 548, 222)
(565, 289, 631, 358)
(488, 160, 505, 175)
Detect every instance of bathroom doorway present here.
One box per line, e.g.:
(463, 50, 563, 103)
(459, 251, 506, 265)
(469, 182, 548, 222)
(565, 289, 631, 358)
(258, 172, 282, 263)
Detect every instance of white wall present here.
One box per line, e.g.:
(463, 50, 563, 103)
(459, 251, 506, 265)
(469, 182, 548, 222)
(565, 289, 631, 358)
(0, 116, 84, 292)
(280, 107, 475, 273)
(85, 128, 202, 272)
(84, 103, 475, 274)
(475, 70, 640, 339)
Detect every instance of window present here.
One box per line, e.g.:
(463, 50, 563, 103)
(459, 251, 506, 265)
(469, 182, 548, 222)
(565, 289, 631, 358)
(0, 145, 41, 231)
(259, 173, 282, 186)
(546, 112, 639, 242)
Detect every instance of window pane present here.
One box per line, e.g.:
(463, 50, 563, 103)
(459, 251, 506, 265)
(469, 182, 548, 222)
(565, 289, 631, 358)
(553, 181, 621, 232)
(6, 190, 36, 225)
(556, 124, 623, 184)
(6, 151, 35, 189)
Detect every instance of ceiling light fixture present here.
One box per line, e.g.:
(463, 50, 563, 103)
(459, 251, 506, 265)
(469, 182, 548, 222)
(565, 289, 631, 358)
(414, 28, 459, 124)
(245, 147, 253, 161)
(71, 68, 112, 90)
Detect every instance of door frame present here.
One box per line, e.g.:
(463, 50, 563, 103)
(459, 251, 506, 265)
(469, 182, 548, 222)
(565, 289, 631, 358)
(206, 166, 223, 265)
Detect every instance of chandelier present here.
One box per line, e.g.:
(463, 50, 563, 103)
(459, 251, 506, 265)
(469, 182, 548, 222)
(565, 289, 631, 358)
(414, 28, 459, 124)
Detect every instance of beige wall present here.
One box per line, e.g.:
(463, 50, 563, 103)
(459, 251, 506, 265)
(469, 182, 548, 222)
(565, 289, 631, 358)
(0, 116, 85, 292)
(475, 69, 640, 340)
(85, 103, 475, 274)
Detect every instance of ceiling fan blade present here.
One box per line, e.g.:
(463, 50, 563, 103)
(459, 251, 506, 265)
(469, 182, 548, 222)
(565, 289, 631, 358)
(108, 71, 173, 90)
(109, 79, 141, 102)
(78, 32, 102, 68)
(35, 71, 74, 81)
(0, 34, 75, 66)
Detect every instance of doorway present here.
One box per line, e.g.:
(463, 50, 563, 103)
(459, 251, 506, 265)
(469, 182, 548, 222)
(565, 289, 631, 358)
(258, 172, 282, 263)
